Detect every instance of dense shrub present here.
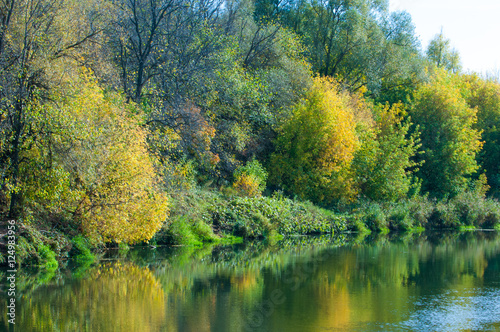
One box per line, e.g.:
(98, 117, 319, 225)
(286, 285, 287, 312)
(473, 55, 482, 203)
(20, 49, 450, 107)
(213, 195, 346, 237)
(405, 197, 434, 228)
(347, 194, 500, 232)
(157, 189, 500, 247)
(233, 160, 268, 197)
(359, 203, 388, 232)
(154, 189, 347, 244)
(451, 192, 500, 229)
(387, 204, 413, 231)
(70, 235, 96, 264)
(15, 221, 69, 267)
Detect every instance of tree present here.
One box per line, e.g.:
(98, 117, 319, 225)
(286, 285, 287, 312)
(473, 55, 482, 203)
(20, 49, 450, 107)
(44, 69, 169, 244)
(0, 0, 103, 218)
(269, 77, 360, 204)
(426, 31, 461, 73)
(462, 74, 500, 197)
(109, 0, 228, 104)
(409, 69, 482, 198)
(109, 0, 182, 102)
(145, 1, 312, 182)
(253, 0, 424, 96)
(109, 0, 233, 181)
(353, 102, 421, 201)
(0, 0, 167, 243)
(375, 10, 426, 105)
(206, 4, 312, 179)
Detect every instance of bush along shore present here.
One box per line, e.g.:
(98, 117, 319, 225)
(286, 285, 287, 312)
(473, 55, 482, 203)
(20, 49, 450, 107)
(3, 188, 500, 268)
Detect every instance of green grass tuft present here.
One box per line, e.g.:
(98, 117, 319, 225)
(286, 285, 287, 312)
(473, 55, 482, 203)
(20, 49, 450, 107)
(38, 244, 58, 271)
(71, 235, 95, 264)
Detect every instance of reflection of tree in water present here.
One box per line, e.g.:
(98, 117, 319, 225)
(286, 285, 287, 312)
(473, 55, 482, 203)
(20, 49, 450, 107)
(8, 262, 165, 332)
(252, 231, 500, 331)
(156, 235, 345, 331)
(2, 232, 500, 331)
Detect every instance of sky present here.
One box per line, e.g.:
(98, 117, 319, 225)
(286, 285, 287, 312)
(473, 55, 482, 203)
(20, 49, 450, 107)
(389, 0, 500, 74)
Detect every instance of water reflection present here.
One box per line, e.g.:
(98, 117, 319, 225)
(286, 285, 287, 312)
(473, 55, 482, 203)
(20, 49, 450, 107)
(1, 232, 500, 331)
(402, 288, 500, 331)
(2, 262, 166, 331)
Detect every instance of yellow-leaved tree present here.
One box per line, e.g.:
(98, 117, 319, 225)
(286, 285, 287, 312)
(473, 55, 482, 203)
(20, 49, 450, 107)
(269, 77, 361, 204)
(48, 67, 169, 244)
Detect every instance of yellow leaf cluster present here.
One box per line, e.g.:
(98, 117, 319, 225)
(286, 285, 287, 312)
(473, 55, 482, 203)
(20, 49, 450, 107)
(233, 174, 262, 198)
(313, 78, 360, 171)
(53, 68, 169, 244)
(270, 77, 362, 204)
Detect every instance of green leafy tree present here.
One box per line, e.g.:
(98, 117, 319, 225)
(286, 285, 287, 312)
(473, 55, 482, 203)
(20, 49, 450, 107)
(426, 31, 461, 73)
(353, 103, 421, 201)
(462, 74, 500, 197)
(375, 11, 426, 105)
(254, 0, 424, 97)
(410, 69, 482, 198)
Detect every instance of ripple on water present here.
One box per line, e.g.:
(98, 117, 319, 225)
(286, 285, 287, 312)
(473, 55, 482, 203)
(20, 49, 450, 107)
(399, 288, 500, 331)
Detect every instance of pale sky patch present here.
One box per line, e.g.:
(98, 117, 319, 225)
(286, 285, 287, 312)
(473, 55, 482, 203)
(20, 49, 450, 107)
(389, 0, 500, 74)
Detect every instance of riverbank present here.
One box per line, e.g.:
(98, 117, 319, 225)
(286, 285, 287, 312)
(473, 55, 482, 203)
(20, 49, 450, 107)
(153, 189, 500, 245)
(2, 189, 500, 267)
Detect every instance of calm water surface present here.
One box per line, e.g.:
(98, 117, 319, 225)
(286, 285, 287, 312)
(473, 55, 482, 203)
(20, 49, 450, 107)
(2, 231, 500, 331)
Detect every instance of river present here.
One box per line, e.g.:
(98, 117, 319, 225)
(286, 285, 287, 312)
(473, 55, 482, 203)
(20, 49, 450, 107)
(1, 231, 500, 331)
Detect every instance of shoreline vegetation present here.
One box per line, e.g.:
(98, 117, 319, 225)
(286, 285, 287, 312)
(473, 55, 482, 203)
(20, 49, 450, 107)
(2, 188, 500, 268)
(1, 0, 500, 268)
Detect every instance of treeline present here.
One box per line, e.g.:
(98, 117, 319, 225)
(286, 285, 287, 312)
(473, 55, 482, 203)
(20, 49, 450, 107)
(1, 0, 500, 248)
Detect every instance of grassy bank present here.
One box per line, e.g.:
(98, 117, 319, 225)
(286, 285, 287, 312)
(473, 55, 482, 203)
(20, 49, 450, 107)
(152, 190, 347, 246)
(3, 189, 500, 267)
(154, 189, 500, 248)
(348, 192, 500, 233)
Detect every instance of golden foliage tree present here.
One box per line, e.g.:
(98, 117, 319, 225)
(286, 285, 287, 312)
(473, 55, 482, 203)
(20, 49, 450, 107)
(48, 68, 169, 244)
(269, 77, 360, 204)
